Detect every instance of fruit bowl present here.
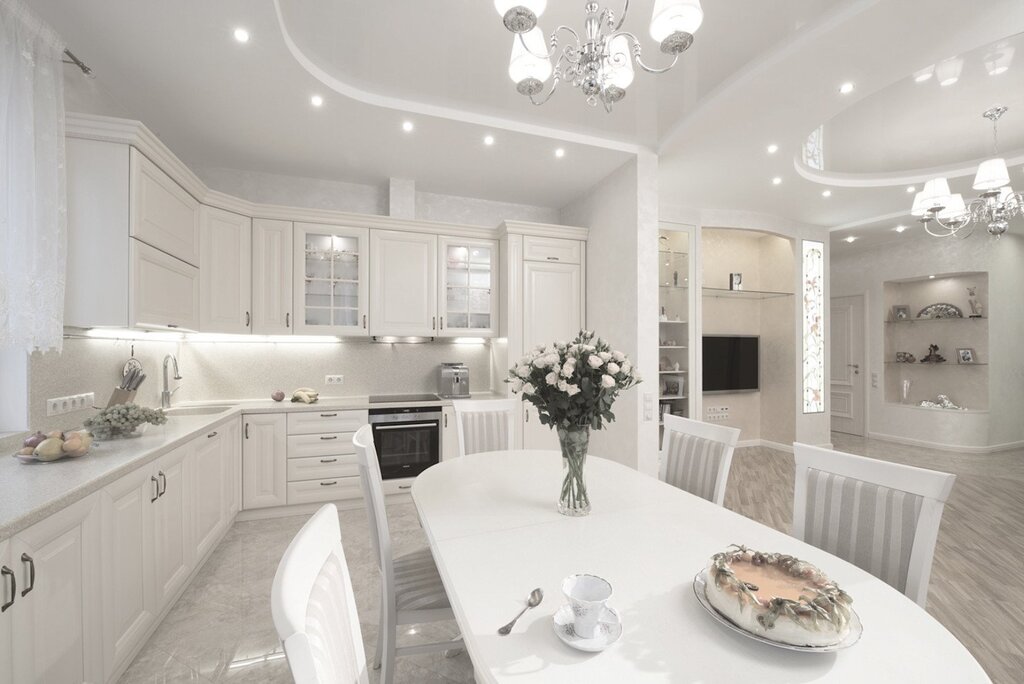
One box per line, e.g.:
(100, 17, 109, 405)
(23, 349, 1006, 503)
(13, 430, 93, 464)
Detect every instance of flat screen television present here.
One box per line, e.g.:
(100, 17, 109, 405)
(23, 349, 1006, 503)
(703, 335, 759, 393)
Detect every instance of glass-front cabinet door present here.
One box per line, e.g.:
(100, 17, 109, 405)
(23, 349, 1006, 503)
(292, 222, 369, 336)
(438, 237, 498, 337)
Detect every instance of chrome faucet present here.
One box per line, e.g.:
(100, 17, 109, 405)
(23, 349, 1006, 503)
(161, 354, 183, 409)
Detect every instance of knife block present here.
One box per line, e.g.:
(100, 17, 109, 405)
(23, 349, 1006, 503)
(104, 387, 137, 408)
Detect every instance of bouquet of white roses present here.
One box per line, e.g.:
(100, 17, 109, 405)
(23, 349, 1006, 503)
(507, 330, 641, 431)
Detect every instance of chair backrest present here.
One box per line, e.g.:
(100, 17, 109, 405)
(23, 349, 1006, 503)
(659, 414, 740, 506)
(792, 443, 956, 608)
(352, 425, 394, 586)
(452, 398, 518, 457)
(271, 503, 368, 684)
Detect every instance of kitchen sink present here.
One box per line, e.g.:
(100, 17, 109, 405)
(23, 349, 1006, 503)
(163, 405, 235, 416)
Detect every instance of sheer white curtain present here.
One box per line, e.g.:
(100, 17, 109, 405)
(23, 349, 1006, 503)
(0, 0, 67, 353)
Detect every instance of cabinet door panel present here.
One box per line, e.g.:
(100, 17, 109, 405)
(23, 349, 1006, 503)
(370, 230, 437, 337)
(192, 430, 227, 561)
(252, 219, 293, 334)
(243, 414, 288, 509)
(0, 539, 11, 684)
(438, 237, 498, 337)
(286, 410, 367, 436)
(225, 418, 242, 517)
(293, 223, 368, 336)
(441, 407, 458, 460)
(153, 446, 192, 608)
(130, 148, 200, 265)
(523, 261, 583, 349)
(131, 238, 200, 331)
(200, 206, 252, 334)
(523, 236, 582, 264)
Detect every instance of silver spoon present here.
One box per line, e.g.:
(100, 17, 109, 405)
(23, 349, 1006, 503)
(498, 588, 544, 636)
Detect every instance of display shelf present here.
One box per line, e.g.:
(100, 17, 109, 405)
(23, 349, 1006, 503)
(885, 317, 986, 324)
(884, 362, 988, 366)
(658, 249, 689, 257)
(659, 320, 688, 324)
(659, 395, 688, 401)
(659, 370, 687, 374)
(659, 345, 687, 349)
(883, 402, 989, 414)
(702, 287, 793, 300)
(659, 285, 689, 290)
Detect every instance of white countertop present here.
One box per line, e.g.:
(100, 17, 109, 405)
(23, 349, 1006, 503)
(0, 392, 499, 541)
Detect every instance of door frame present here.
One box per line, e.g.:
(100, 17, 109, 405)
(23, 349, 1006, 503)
(830, 292, 869, 436)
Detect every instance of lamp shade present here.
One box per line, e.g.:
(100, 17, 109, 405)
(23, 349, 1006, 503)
(921, 177, 952, 211)
(973, 157, 1010, 190)
(910, 191, 929, 217)
(937, 194, 967, 220)
(494, 0, 546, 18)
(650, 0, 704, 42)
(604, 35, 635, 89)
(508, 28, 551, 85)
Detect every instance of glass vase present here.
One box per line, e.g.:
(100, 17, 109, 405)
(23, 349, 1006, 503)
(557, 426, 591, 517)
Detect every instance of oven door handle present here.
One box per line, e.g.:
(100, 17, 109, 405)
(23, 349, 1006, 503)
(374, 423, 436, 431)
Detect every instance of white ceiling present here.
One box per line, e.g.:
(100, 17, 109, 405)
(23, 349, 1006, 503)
(27, 0, 1024, 242)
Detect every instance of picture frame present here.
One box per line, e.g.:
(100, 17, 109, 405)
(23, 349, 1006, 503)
(661, 379, 681, 397)
(956, 347, 976, 364)
(891, 305, 910, 321)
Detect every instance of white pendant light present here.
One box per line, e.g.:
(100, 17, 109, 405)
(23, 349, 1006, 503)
(604, 35, 635, 89)
(508, 28, 552, 92)
(911, 191, 929, 217)
(650, 0, 704, 43)
(973, 157, 1010, 191)
(937, 194, 967, 220)
(921, 178, 952, 211)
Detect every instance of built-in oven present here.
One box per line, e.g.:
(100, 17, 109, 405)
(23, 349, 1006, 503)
(368, 406, 441, 479)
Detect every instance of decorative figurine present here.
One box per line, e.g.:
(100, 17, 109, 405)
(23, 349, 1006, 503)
(920, 344, 946, 364)
(919, 395, 966, 410)
(967, 286, 984, 318)
(729, 272, 743, 291)
(895, 351, 917, 363)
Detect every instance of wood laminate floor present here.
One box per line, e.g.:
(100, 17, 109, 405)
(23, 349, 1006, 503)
(120, 434, 1023, 683)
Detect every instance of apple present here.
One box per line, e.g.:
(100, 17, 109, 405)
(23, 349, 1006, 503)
(271, 390, 285, 402)
(22, 431, 47, 449)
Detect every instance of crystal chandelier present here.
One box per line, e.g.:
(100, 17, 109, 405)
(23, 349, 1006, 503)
(912, 106, 1022, 238)
(494, 0, 703, 111)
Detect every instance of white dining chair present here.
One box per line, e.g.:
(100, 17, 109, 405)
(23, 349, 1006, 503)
(352, 425, 461, 684)
(452, 397, 518, 457)
(659, 414, 740, 506)
(271, 503, 368, 684)
(792, 443, 956, 608)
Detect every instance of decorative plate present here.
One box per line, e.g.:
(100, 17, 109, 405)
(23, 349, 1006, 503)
(692, 572, 863, 653)
(917, 303, 963, 319)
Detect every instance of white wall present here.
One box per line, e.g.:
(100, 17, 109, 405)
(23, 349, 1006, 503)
(831, 231, 1024, 450)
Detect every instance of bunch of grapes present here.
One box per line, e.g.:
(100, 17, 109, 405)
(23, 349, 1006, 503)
(84, 403, 168, 438)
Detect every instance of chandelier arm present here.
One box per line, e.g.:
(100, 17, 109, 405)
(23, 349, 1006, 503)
(611, 31, 682, 73)
(528, 75, 561, 106)
(607, 0, 631, 33)
(922, 219, 956, 238)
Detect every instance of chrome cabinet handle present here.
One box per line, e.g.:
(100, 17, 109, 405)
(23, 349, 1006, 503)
(440, 316, 444, 330)
(525, 409, 529, 423)
(375, 423, 434, 431)
(398, 485, 412, 490)
(432, 316, 436, 330)
(320, 413, 338, 418)
(546, 256, 559, 261)
(320, 481, 337, 487)
(319, 435, 338, 441)
(286, 312, 290, 328)
(362, 314, 367, 329)
(20, 554, 35, 597)
(444, 413, 448, 428)
(245, 311, 251, 327)
(151, 475, 160, 503)
(1, 566, 14, 612)
(320, 458, 337, 463)
(158, 471, 167, 497)
(245, 423, 249, 439)
(207, 431, 218, 438)
(167, 323, 179, 328)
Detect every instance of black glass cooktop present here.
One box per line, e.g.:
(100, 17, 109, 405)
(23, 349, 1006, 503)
(368, 393, 441, 404)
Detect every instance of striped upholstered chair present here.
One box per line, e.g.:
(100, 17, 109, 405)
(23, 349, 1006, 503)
(452, 398, 517, 457)
(792, 443, 956, 608)
(352, 426, 461, 684)
(659, 414, 740, 506)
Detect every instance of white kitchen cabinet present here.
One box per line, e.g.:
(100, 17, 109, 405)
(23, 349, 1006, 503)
(0, 538, 11, 684)
(200, 206, 252, 334)
(370, 230, 438, 337)
(252, 219, 293, 334)
(523, 260, 584, 349)
(438, 237, 498, 337)
(523, 235, 582, 264)
(130, 147, 200, 266)
(131, 238, 200, 331)
(101, 466, 157, 676)
(293, 222, 369, 336)
(10, 493, 103, 684)
(442, 406, 458, 460)
(243, 414, 288, 509)
(191, 427, 229, 561)
(224, 418, 242, 517)
(153, 445, 193, 608)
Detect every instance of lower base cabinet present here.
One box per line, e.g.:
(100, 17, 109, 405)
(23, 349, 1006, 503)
(243, 413, 288, 509)
(153, 445, 193, 609)
(0, 539, 10, 684)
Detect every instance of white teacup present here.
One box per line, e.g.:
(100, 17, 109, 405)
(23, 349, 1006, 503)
(562, 574, 612, 639)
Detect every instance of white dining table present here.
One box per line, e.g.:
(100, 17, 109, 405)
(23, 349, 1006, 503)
(411, 450, 990, 683)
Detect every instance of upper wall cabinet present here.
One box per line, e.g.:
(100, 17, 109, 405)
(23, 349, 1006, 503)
(252, 219, 293, 335)
(370, 230, 438, 337)
(130, 148, 200, 266)
(200, 206, 252, 334)
(438, 237, 498, 337)
(130, 239, 200, 331)
(293, 223, 369, 336)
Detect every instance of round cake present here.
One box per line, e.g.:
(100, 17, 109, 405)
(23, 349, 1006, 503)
(703, 546, 854, 647)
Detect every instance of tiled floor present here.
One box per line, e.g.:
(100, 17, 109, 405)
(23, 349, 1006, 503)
(120, 434, 1023, 683)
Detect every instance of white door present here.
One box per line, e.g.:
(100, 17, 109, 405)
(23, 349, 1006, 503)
(130, 239, 200, 331)
(101, 466, 157, 674)
(293, 223, 369, 336)
(370, 230, 438, 337)
(200, 206, 252, 334)
(252, 219, 293, 334)
(830, 295, 865, 436)
(129, 148, 200, 265)
(242, 414, 288, 509)
(0, 538, 12, 684)
(191, 428, 228, 561)
(438, 237, 498, 337)
(11, 494, 103, 684)
(153, 445, 193, 608)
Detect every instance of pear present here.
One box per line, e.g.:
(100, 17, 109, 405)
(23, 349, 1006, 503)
(33, 437, 66, 461)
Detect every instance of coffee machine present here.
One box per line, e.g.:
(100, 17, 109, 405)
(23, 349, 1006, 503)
(438, 362, 471, 398)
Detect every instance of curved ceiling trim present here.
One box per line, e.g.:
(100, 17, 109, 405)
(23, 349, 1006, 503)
(271, 0, 643, 155)
(793, 149, 1024, 187)
(830, 208, 909, 232)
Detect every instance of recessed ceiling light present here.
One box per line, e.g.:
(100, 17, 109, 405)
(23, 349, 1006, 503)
(844, 236, 857, 243)
(555, 148, 565, 158)
(839, 82, 855, 95)
(310, 94, 323, 107)
(233, 27, 250, 43)
(939, 75, 959, 87)
(913, 67, 933, 83)
(821, 189, 832, 197)
(928, 275, 936, 279)
(767, 144, 779, 154)
(402, 120, 414, 132)
(771, 177, 782, 185)
(906, 185, 916, 193)
(483, 135, 495, 146)
(894, 225, 908, 233)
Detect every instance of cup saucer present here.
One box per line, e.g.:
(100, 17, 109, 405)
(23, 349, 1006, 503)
(552, 604, 622, 652)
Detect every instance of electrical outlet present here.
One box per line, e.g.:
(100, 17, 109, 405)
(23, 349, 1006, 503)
(643, 392, 654, 421)
(46, 393, 96, 416)
(325, 375, 344, 385)
(871, 372, 879, 388)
